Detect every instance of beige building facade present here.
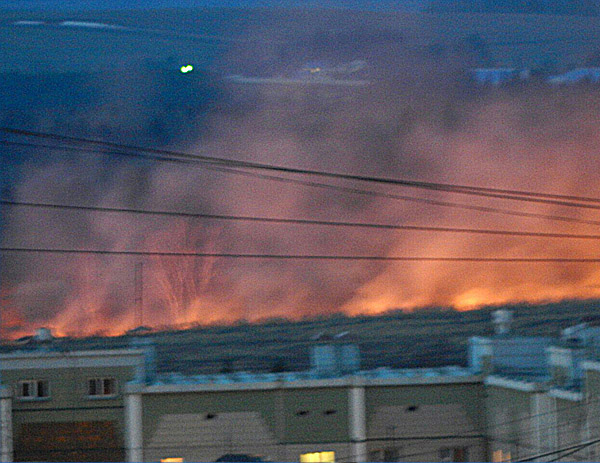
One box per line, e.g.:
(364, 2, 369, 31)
(2, 314, 600, 462)
(124, 375, 486, 463)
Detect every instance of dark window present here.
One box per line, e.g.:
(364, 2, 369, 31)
(383, 447, 400, 462)
(453, 447, 468, 462)
(37, 380, 48, 398)
(88, 378, 116, 397)
(369, 451, 381, 461)
(18, 380, 49, 399)
(440, 447, 469, 462)
(103, 378, 115, 395)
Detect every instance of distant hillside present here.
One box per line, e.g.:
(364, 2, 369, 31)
(2, 7, 600, 74)
(2, 0, 426, 12)
(4, 300, 600, 375)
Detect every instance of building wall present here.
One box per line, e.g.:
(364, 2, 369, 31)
(365, 383, 486, 462)
(140, 386, 352, 462)
(4, 365, 132, 412)
(142, 388, 279, 462)
(0, 350, 143, 462)
(554, 397, 586, 461)
(137, 380, 486, 463)
(485, 384, 537, 461)
(584, 367, 600, 460)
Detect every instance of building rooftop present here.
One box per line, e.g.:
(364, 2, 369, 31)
(150, 365, 475, 387)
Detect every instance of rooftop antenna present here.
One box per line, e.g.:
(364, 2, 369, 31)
(134, 262, 144, 328)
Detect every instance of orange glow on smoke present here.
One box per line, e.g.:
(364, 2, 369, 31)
(0, 289, 29, 339)
(7, 84, 600, 338)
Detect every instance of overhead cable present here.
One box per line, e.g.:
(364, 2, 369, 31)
(4, 127, 600, 209)
(2, 247, 600, 262)
(6, 199, 600, 239)
(6, 139, 600, 227)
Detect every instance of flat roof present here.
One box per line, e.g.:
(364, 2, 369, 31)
(132, 365, 481, 393)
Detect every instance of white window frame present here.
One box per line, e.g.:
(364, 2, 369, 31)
(86, 377, 117, 398)
(17, 379, 50, 400)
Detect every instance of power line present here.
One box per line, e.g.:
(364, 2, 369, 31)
(6, 199, 600, 240)
(212, 167, 600, 227)
(2, 247, 600, 262)
(514, 437, 600, 462)
(546, 441, 595, 463)
(0, 140, 192, 165)
(4, 127, 600, 209)
(6, 138, 600, 227)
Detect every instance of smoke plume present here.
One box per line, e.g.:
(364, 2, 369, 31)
(3, 10, 600, 337)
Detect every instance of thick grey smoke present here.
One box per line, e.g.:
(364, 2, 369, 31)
(3, 9, 600, 336)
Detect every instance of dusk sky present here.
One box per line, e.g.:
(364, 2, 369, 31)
(2, 0, 600, 337)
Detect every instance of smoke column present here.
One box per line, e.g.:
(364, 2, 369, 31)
(3, 9, 600, 337)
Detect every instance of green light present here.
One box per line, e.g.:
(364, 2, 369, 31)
(180, 65, 194, 73)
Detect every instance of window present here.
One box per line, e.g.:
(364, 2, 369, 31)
(300, 451, 335, 463)
(371, 447, 405, 462)
(440, 447, 469, 462)
(87, 378, 116, 397)
(18, 380, 49, 399)
(440, 448, 451, 461)
(368, 450, 382, 461)
(161, 458, 183, 463)
(492, 449, 511, 463)
(383, 447, 400, 462)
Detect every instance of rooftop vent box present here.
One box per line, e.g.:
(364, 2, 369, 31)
(34, 328, 52, 342)
(310, 332, 360, 377)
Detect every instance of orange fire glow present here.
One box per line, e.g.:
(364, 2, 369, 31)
(5, 78, 600, 338)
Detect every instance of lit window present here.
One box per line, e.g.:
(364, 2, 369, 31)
(300, 451, 335, 463)
(18, 380, 49, 399)
(87, 378, 116, 397)
(492, 449, 511, 463)
(161, 458, 183, 463)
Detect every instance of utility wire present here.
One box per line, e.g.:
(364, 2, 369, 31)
(210, 166, 600, 227)
(2, 247, 600, 262)
(6, 199, 600, 240)
(6, 139, 600, 227)
(4, 127, 600, 209)
(0, 140, 193, 165)
(514, 437, 600, 462)
(545, 442, 594, 463)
